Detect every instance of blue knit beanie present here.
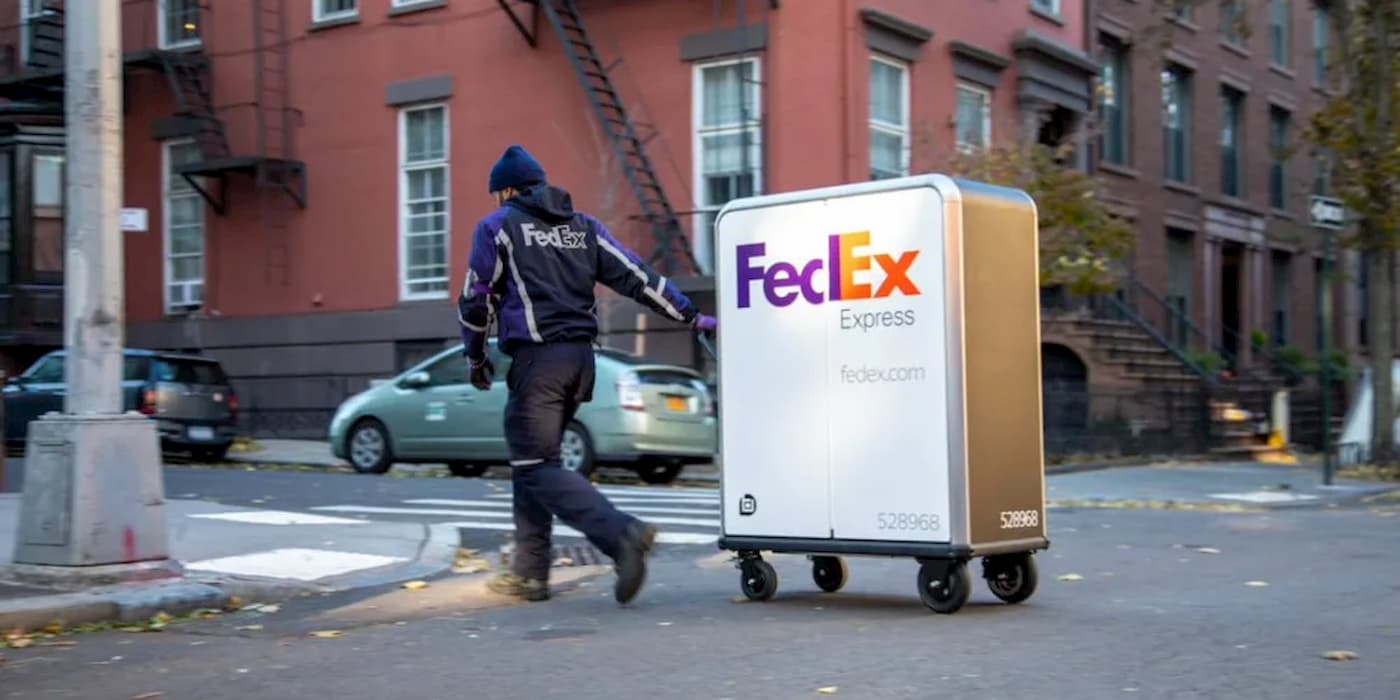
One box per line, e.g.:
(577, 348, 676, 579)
(488, 145, 546, 193)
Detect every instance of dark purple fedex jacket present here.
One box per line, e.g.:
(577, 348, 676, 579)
(457, 184, 700, 359)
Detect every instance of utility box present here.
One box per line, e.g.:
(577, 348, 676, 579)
(711, 174, 1047, 614)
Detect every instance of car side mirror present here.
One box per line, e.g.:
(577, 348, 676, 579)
(400, 371, 431, 389)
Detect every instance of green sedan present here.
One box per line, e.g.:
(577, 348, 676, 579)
(328, 340, 717, 484)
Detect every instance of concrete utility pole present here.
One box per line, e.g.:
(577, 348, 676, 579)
(11, 0, 170, 572)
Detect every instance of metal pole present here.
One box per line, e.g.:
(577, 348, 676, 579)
(1320, 229, 1334, 485)
(63, 0, 125, 415)
(12, 0, 170, 570)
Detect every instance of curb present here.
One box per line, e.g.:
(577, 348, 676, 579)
(0, 577, 286, 634)
(0, 525, 459, 634)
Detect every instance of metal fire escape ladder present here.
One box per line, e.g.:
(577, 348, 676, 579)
(509, 0, 700, 277)
(155, 0, 306, 217)
(158, 50, 233, 214)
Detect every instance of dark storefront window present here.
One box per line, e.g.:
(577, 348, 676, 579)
(0, 151, 10, 286)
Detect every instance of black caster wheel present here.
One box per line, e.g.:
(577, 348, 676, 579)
(917, 560, 971, 614)
(811, 556, 847, 593)
(982, 552, 1038, 604)
(740, 559, 779, 602)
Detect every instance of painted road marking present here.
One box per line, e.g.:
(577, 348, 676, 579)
(437, 520, 717, 545)
(188, 510, 368, 526)
(1208, 491, 1322, 504)
(310, 504, 720, 528)
(185, 548, 408, 582)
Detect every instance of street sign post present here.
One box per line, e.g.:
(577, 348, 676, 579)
(1310, 194, 1345, 486)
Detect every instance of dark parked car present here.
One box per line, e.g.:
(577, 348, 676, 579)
(3, 349, 239, 461)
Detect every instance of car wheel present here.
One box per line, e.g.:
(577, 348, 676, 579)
(637, 461, 682, 485)
(192, 444, 230, 463)
(448, 461, 489, 478)
(347, 418, 393, 474)
(559, 422, 595, 478)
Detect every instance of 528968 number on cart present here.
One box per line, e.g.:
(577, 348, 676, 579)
(999, 510, 1040, 529)
(876, 512, 941, 531)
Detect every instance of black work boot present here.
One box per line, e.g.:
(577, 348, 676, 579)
(613, 520, 658, 605)
(487, 572, 550, 602)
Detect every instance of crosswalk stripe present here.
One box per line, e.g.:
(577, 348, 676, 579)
(406, 498, 714, 517)
(484, 493, 720, 505)
(311, 504, 721, 529)
(437, 520, 717, 546)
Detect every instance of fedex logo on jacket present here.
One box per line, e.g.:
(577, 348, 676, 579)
(734, 231, 921, 309)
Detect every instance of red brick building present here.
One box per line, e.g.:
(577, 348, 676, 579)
(0, 0, 1103, 436)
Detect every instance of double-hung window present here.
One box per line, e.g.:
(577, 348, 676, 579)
(955, 83, 992, 153)
(159, 0, 201, 50)
(399, 104, 451, 300)
(164, 140, 206, 313)
(693, 57, 762, 274)
(315, 0, 358, 22)
(869, 55, 909, 180)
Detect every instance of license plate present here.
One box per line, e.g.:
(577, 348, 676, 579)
(188, 426, 214, 441)
(665, 396, 689, 413)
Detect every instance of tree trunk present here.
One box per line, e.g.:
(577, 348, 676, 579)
(1368, 243, 1395, 464)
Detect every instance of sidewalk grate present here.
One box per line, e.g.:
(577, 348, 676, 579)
(456, 526, 605, 569)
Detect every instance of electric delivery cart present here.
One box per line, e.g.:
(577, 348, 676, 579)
(705, 174, 1048, 615)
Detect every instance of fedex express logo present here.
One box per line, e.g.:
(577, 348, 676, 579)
(735, 231, 920, 309)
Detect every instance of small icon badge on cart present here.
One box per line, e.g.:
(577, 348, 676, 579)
(739, 494, 757, 516)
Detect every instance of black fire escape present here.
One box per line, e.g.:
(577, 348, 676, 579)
(497, 0, 702, 277)
(0, 0, 307, 217)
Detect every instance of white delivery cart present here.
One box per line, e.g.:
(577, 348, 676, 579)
(706, 174, 1048, 615)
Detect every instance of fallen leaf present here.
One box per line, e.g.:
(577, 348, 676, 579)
(7, 637, 33, 649)
(250, 604, 281, 614)
(1057, 573, 1084, 582)
(1196, 547, 1221, 554)
(234, 625, 263, 632)
(224, 596, 245, 611)
(310, 630, 344, 639)
(401, 580, 430, 591)
(818, 687, 839, 695)
(41, 621, 64, 635)
(1245, 581, 1270, 588)
(1323, 650, 1359, 661)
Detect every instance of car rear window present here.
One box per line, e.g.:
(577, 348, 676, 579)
(152, 358, 228, 386)
(635, 369, 701, 387)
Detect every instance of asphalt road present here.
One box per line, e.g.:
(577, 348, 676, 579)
(2, 464, 1398, 699)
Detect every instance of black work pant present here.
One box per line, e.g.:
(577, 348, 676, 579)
(504, 341, 637, 580)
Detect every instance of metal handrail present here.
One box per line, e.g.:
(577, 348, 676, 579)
(1101, 292, 1218, 384)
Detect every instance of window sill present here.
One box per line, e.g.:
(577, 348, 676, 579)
(309, 14, 360, 32)
(1164, 180, 1200, 197)
(1268, 62, 1296, 80)
(1210, 194, 1265, 215)
(1029, 7, 1065, 26)
(389, 0, 447, 17)
(1220, 39, 1251, 59)
(1167, 17, 1200, 33)
(158, 40, 203, 53)
(399, 293, 450, 306)
(1270, 207, 1296, 221)
(1096, 161, 1139, 180)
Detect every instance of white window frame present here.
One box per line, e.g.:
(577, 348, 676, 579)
(158, 0, 202, 50)
(314, 0, 359, 22)
(955, 82, 993, 154)
(162, 139, 206, 314)
(391, 0, 435, 8)
(397, 102, 452, 302)
(869, 54, 910, 180)
(18, 0, 51, 66)
(691, 56, 763, 275)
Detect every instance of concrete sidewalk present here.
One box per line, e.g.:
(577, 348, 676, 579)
(0, 494, 458, 633)
(1046, 461, 1398, 509)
